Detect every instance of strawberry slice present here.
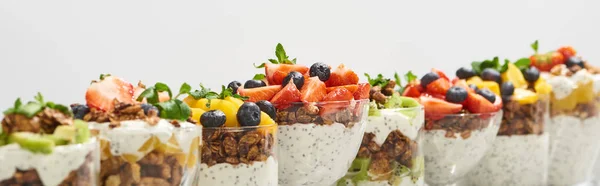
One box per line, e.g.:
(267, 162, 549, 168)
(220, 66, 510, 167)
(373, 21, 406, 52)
(85, 76, 134, 111)
(452, 79, 475, 93)
(419, 96, 462, 120)
(426, 78, 451, 95)
(402, 84, 422, 98)
(320, 87, 354, 115)
(325, 64, 359, 87)
(326, 85, 359, 93)
(353, 83, 370, 100)
(300, 77, 327, 102)
(432, 68, 450, 81)
(265, 63, 309, 85)
(238, 85, 282, 102)
(323, 87, 354, 101)
(270, 82, 301, 109)
(465, 92, 501, 114)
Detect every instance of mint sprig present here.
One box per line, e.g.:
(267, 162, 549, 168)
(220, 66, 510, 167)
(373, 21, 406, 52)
(253, 74, 266, 81)
(136, 83, 191, 121)
(183, 84, 248, 108)
(254, 43, 297, 68)
(514, 57, 531, 70)
(531, 40, 539, 54)
(471, 56, 510, 74)
(404, 71, 417, 83)
(364, 73, 390, 88)
(3, 93, 72, 118)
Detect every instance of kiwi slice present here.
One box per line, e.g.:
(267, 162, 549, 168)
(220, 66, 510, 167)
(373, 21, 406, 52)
(44, 135, 70, 146)
(384, 94, 403, 109)
(73, 119, 90, 144)
(8, 132, 55, 154)
(368, 101, 381, 117)
(397, 97, 420, 119)
(53, 125, 76, 143)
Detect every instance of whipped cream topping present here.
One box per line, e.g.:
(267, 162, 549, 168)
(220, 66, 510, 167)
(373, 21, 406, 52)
(545, 69, 600, 100)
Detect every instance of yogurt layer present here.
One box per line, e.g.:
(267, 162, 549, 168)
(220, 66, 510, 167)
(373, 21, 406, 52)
(468, 133, 549, 186)
(197, 156, 277, 186)
(423, 124, 499, 185)
(548, 115, 600, 186)
(0, 138, 98, 186)
(366, 109, 424, 144)
(340, 175, 425, 186)
(89, 119, 200, 160)
(278, 121, 366, 186)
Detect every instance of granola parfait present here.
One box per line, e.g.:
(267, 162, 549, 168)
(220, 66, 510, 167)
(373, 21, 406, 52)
(236, 43, 369, 185)
(403, 69, 503, 186)
(459, 54, 552, 186)
(337, 73, 425, 186)
(529, 42, 600, 185)
(182, 86, 278, 186)
(0, 93, 98, 186)
(75, 75, 201, 186)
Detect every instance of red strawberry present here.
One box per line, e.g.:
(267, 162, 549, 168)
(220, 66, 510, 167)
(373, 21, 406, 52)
(451, 77, 460, 84)
(419, 96, 462, 120)
(300, 77, 327, 102)
(326, 85, 358, 93)
(465, 92, 501, 113)
(530, 52, 563, 72)
(353, 83, 370, 100)
(557, 46, 577, 59)
(320, 87, 354, 115)
(325, 64, 359, 87)
(238, 85, 282, 102)
(402, 84, 422, 98)
(420, 92, 446, 100)
(432, 68, 450, 81)
(452, 79, 475, 93)
(85, 76, 134, 111)
(270, 82, 301, 109)
(426, 78, 451, 95)
(265, 63, 309, 85)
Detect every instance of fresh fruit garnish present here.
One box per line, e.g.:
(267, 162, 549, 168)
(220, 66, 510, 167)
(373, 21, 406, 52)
(4, 93, 72, 118)
(136, 82, 193, 121)
(244, 79, 267, 89)
(255, 100, 276, 119)
(85, 75, 134, 111)
(353, 83, 370, 100)
(500, 82, 515, 96)
(456, 67, 476, 79)
(419, 96, 462, 117)
(207, 99, 239, 127)
(191, 108, 205, 122)
(425, 78, 451, 95)
(501, 62, 528, 89)
(534, 78, 552, 95)
(264, 63, 310, 85)
(200, 110, 226, 127)
(8, 132, 55, 154)
(574, 81, 594, 103)
(474, 81, 500, 96)
(71, 104, 90, 120)
(565, 56, 585, 68)
(402, 83, 422, 98)
(481, 68, 501, 84)
(325, 64, 359, 87)
(225, 96, 245, 107)
(238, 85, 282, 102)
(445, 86, 468, 104)
(529, 40, 564, 71)
(301, 77, 327, 102)
(420, 72, 440, 89)
(323, 87, 354, 101)
(227, 81, 243, 94)
(465, 92, 501, 113)
(282, 71, 306, 90)
(522, 66, 540, 83)
(432, 68, 450, 81)
(326, 85, 358, 93)
(141, 103, 160, 117)
(270, 82, 302, 109)
(466, 76, 483, 85)
(476, 88, 496, 103)
(557, 46, 577, 59)
(309, 62, 331, 81)
(512, 89, 538, 105)
(73, 119, 91, 144)
(237, 102, 262, 127)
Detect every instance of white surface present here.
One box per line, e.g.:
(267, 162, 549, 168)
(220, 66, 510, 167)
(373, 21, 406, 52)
(197, 156, 278, 186)
(1, 0, 600, 111)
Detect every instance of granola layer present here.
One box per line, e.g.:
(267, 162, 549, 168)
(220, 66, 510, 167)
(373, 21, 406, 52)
(79, 101, 163, 127)
(356, 131, 418, 176)
(275, 103, 364, 127)
(201, 129, 275, 167)
(1, 108, 72, 134)
(100, 150, 187, 186)
(499, 99, 548, 136)
(0, 152, 95, 186)
(424, 114, 495, 139)
(550, 99, 599, 119)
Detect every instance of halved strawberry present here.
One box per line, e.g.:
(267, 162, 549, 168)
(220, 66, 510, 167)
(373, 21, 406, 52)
(325, 64, 359, 87)
(238, 85, 282, 102)
(353, 83, 370, 100)
(326, 85, 358, 93)
(452, 79, 475, 93)
(265, 63, 309, 85)
(85, 76, 134, 111)
(420, 92, 445, 100)
(432, 68, 450, 81)
(270, 82, 301, 109)
(300, 77, 327, 102)
(402, 84, 422, 98)
(425, 78, 451, 95)
(420, 96, 462, 120)
(465, 92, 501, 113)
(558, 46, 577, 59)
(320, 87, 354, 115)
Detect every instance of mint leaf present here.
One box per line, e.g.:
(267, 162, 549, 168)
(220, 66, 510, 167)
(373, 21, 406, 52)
(499, 59, 510, 73)
(233, 94, 249, 101)
(253, 74, 266, 80)
(404, 71, 417, 83)
(364, 73, 389, 87)
(155, 82, 172, 99)
(275, 43, 287, 63)
(14, 98, 22, 110)
(137, 87, 159, 103)
(531, 40, 539, 53)
(179, 83, 191, 96)
(394, 72, 402, 87)
(18, 102, 43, 118)
(268, 59, 279, 64)
(45, 102, 72, 116)
(177, 99, 191, 120)
(514, 57, 531, 70)
(99, 74, 111, 80)
(471, 61, 482, 75)
(292, 58, 297, 64)
(479, 57, 500, 72)
(254, 63, 266, 68)
(34, 92, 44, 105)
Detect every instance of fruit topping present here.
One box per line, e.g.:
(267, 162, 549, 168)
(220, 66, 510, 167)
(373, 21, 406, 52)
(325, 64, 359, 87)
(270, 81, 302, 109)
(468, 84, 479, 92)
(237, 102, 261, 127)
(523, 66, 540, 83)
(326, 85, 358, 93)
(300, 77, 328, 102)
(512, 89, 539, 105)
(565, 56, 584, 68)
(402, 83, 422, 97)
(420, 96, 462, 116)
(465, 92, 501, 113)
(85, 75, 134, 111)
(529, 40, 565, 72)
(533, 78, 552, 95)
(136, 82, 193, 121)
(481, 68, 501, 84)
(200, 110, 226, 127)
(420, 72, 440, 88)
(141, 103, 160, 117)
(425, 78, 451, 95)
(557, 46, 577, 59)
(476, 88, 496, 103)
(227, 81, 242, 94)
(8, 132, 56, 154)
(309, 62, 331, 81)
(256, 100, 276, 119)
(501, 62, 528, 89)
(323, 87, 354, 101)
(71, 104, 90, 120)
(353, 83, 371, 100)
(456, 67, 476, 79)
(244, 79, 267, 89)
(500, 82, 515, 96)
(445, 86, 468, 104)
(282, 71, 305, 90)
(238, 85, 282, 102)
(474, 81, 501, 96)
(432, 68, 450, 81)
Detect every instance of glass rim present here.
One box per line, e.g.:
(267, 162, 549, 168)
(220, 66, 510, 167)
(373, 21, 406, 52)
(270, 99, 370, 106)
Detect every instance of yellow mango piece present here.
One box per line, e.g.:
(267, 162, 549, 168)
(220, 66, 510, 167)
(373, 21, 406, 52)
(534, 78, 552, 95)
(466, 76, 483, 85)
(258, 112, 277, 135)
(208, 99, 240, 127)
(476, 81, 501, 96)
(225, 96, 245, 107)
(191, 108, 205, 123)
(121, 154, 139, 164)
(574, 81, 594, 103)
(138, 136, 158, 153)
(501, 63, 528, 89)
(552, 93, 577, 111)
(186, 137, 200, 169)
(174, 153, 188, 167)
(186, 150, 197, 169)
(512, 88, 539, 105)
(193, 99, 210, 110)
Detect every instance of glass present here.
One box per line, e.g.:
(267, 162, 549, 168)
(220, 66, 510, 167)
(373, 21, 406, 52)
(338, 106, 425, 186)
(468, 95, 550, 186)
(92, 122, 200, 186)
(275, 99, 369, 186)
(422, 110, 502, 186)
(196, 123, 278, 186)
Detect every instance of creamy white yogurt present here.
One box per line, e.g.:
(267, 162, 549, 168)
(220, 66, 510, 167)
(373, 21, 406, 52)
(548, 115, 600, 186)
(366, 109, 424, 144)
(0, 138, 98, 186)
(467, 133, 549, 186)
(423, 123, 500, 185)
(278, 121, 367, 186)
(89, 119, 200, 161)
(197, 156, 277, 186)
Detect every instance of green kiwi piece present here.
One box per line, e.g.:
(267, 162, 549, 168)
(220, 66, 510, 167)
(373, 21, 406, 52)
(43, 135, 70, 146)
(73, 119, 90, 144)
(384, 94, 403, 109)
(8, 132, 55, 154)
(368, 101, 381, 117)
(397, 96, 420, 119)
(53, 125, 76, 143)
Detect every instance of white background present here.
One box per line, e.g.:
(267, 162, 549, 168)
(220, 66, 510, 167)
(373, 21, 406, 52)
(1, 0, 599, 111)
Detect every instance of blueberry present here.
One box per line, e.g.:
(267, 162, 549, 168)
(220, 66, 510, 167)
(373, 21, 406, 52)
(309, 62, 331, 81)
(141, 103, 160, 116)
(70, 104, 89, 120)
(476, 88, 496, 103)
(200, 110, 226, 127)
(456, 67, 476, 79)
(237, 102, 262, 127)
(481, 69, 501, 84)
(244, 80, 266, 89)
(445, 86, 468, 104)
(501, 82, 515, 96)
(256, 100, 276, 119)
(282, 71, 305, 89)
(523, 66, 540, 83)
(420, 72, 440, 88)
(227, 81, 242, 94)
(565, 56, 584, 68)
(469, 84, 479, 91)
